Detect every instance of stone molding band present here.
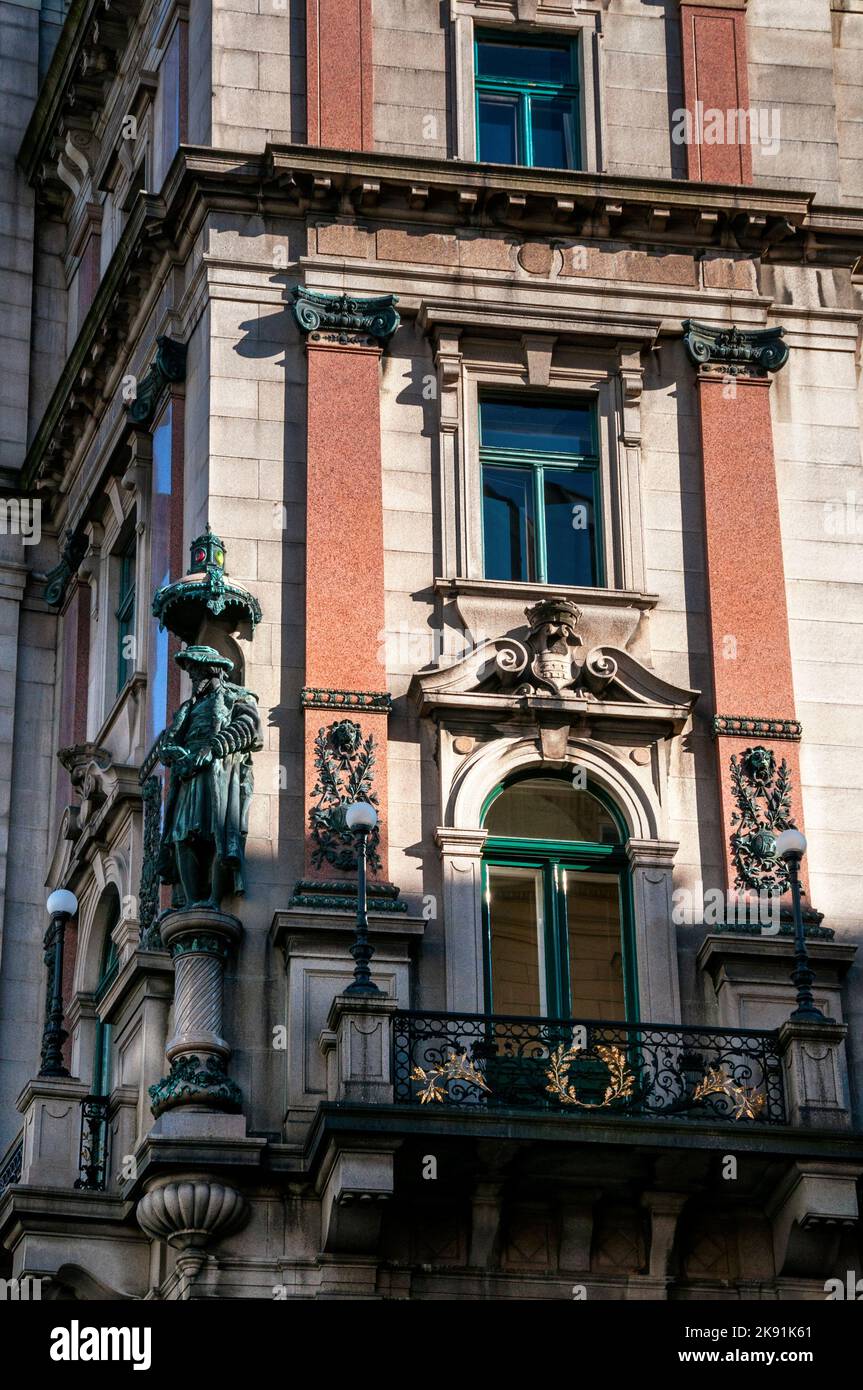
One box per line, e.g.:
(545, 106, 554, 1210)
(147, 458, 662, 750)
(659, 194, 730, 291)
(301, 687, 392, 712)
(713, 715, 802, 741)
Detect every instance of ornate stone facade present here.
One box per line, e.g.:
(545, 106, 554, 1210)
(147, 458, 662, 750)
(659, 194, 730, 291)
(0, 0, 860, 1311)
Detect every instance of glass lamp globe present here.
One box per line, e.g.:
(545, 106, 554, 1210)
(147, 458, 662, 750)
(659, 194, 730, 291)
(345, 800, 378, 833)
(775, 828, 807, 861)
(46, 888, 78, 917)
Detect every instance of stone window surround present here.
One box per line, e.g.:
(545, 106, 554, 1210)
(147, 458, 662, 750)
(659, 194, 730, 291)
(431, 316, 653, 597)
(434, 735, 682, 1023)
(82, 436, 153, 747)
(448, 0, 605, 171)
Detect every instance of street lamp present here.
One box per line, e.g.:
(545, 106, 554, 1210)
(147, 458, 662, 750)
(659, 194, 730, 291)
(343, 800, 380, 996)
(39, 888, 78, 1077)
(775, 829, 828, 1023)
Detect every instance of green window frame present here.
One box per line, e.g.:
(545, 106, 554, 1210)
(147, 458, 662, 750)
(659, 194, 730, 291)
(480, 773, 638, 1021)
(115, 531, 136, 695)
(480, 395, 604, 586)
(475, 29, 581, 170)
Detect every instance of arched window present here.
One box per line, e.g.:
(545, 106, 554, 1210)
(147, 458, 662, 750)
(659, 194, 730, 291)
(481, 772, 635, 1020)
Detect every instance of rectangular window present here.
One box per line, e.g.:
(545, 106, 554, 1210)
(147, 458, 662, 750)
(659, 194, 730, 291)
(480, 397, 601, 586)
(115, 533, 136, 695)
(150, 404, 173, 741)
(476, 31, 580, 169)
(156, 19, 188, 188)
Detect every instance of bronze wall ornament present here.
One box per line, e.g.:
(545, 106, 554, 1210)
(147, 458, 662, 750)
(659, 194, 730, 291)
(308, 719, 382, 873)
(729, 744, 796, 894)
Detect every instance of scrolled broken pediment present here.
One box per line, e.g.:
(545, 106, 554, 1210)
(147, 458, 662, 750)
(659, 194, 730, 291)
(410, 596, 699, 732)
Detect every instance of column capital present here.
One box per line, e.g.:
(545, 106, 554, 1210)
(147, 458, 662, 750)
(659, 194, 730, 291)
(682, 320, 789, 377)
(435, 826, 489, 857)
(626, 838, 679, 869)
(291, 286, 400, 349)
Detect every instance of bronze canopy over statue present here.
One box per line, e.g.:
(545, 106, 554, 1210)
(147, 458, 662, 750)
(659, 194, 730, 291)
(157, 644, 263, 911)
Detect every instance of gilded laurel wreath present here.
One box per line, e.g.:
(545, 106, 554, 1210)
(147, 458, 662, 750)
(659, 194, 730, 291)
(690, 1066, 766, 1120)
(546, 1043, 635, 1108)
(411, 1050, 490, 1104)
(545, 1044, 765, 1120)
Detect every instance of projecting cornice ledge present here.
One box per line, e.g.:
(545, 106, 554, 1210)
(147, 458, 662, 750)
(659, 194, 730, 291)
(19, 145, 863, 497)
(418, 301, 661, 348)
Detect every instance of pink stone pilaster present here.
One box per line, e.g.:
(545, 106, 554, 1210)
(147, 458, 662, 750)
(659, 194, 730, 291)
(679, 1, 753, 185)
(695, 371, 805, 892)
(306, 0, 374, 152)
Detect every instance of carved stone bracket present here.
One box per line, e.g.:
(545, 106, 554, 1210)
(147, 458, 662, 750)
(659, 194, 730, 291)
(126, 336, 187, 426)
(136, 1174, 248, 1288)
(43, 527, 88, 608)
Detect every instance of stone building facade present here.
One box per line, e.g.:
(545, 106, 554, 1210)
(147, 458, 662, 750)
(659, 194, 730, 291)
(0, 0, 861, 1300)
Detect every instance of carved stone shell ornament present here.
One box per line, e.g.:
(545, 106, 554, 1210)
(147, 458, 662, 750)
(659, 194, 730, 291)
(137, 1175, 248, 1250)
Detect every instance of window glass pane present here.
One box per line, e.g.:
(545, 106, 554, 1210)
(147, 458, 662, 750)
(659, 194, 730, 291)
(485, 778, 619, 844)
(480, 398, 594, 455)
(150, 406, 173, 741)
(158, 25, 181, 187)
(544, 467, 598, 586)
(482, 464, 535, 581)
(116, 537, 136, 693)
(487, 865, 547, 1015)
(477, 40, 571, 85)
(477, 93, 520, 164)
(565, 872, 625, 1019)
(530, 96, 578, 169)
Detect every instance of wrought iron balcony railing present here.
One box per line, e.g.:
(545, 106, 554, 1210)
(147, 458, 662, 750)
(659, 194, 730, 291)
(0, 1133, 23, 1199)
(74, 1096, 110, 1191)
(393, 1012, 786, 1124)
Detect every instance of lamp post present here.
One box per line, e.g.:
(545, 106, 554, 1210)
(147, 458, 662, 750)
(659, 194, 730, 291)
(39, 888, 78, 1077)
(775, 829, 828, 1023)
(343, 800, 380, 996)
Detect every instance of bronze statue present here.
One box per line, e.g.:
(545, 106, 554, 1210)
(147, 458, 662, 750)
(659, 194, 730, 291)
(157, 645, 263, 910)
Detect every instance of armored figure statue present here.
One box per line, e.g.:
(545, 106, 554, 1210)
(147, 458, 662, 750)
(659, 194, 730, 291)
(157, 645, 263, 910)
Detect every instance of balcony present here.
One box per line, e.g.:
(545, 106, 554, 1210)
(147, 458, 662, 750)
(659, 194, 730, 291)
(308, 994, 857, 1262)
(392, 1011, 786, 1124)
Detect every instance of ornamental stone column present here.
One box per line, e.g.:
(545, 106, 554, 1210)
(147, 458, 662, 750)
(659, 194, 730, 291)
(290, 288, 401, 912)
(141, 548, 263, 1119)
(682, 321, 811, 915)
(149, 910, 242, 1117)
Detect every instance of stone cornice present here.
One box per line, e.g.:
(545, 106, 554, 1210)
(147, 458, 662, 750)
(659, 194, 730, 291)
(22, 191, 168, 494)
(19, 145, 863, 498)
(19, 0, 148, 198)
